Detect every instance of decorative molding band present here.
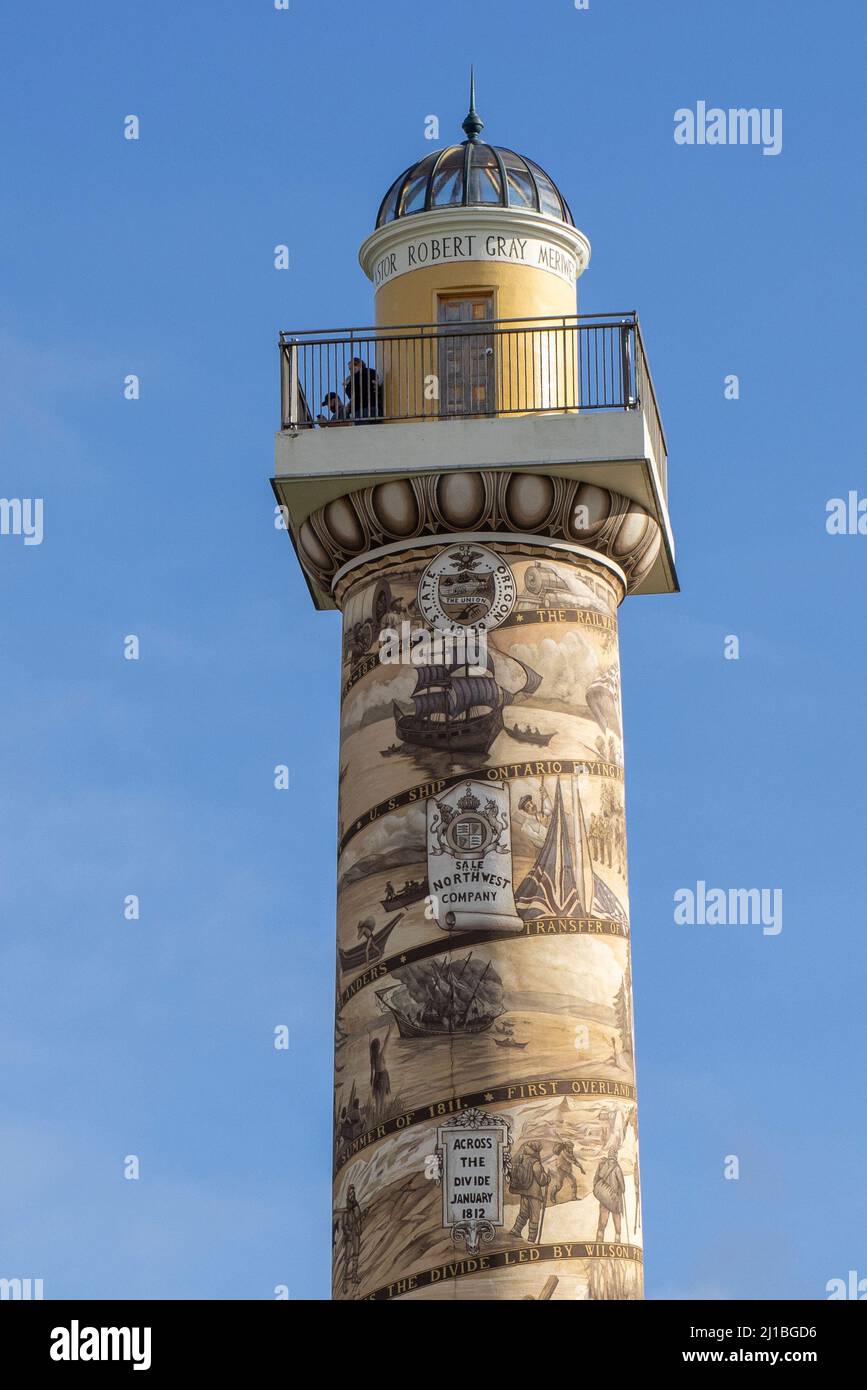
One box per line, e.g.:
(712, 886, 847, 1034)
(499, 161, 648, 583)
(362, 1243, 644, 1302)
(296, 470, 661, 601)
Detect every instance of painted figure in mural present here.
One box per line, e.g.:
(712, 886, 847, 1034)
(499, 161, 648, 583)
(594, 1146, 626, 1241)
(340, 1186, 364, 1293)
(339, 1094, 365, 1144)
(518, 786, 552, 824)
(357, 917, 381, 965)
(547, 1139, 585, 1204)
(509, 1140, 550, 1243)
(369, 1031, 391, 1112)
(349, 1095, 364, 1134)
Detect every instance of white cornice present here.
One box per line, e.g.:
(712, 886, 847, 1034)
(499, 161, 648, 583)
(358, 207, 591, 289)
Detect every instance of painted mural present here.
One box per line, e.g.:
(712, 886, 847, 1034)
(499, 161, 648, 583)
(332, 543, 642, 1300)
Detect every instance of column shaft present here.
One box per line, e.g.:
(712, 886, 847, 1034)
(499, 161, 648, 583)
(332, 541, 642, 1302)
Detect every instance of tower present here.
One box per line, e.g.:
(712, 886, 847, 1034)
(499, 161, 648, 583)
(273, 81, 677, 1302)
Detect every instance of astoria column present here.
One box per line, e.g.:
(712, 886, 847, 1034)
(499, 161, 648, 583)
(274, 88, 677, 1301)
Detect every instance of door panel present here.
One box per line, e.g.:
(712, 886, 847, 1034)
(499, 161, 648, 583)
(437, 295, 495, 417)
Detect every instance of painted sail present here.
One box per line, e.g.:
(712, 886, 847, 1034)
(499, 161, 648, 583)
(413, 665, 453, 691)
(411, 690, 452, 718)
(448, 674, 502, 714)
(515, 778, 582, 918)
(501, 655, 542, 705)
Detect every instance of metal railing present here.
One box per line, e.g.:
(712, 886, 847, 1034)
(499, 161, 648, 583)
(279, 312, 667, 493)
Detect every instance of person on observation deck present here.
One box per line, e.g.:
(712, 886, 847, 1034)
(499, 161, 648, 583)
(318, 391, 348, 424)
(344, 357, 382, 421)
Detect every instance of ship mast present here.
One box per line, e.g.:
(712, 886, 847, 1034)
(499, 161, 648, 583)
(458, 959, 492, 1027)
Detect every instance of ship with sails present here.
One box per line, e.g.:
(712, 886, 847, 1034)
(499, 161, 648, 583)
(375, 952, 504, 1039)
(392, 653, 542, 757)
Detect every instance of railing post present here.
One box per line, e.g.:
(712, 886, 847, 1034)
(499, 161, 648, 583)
(620, 321, 635, 409)
(279, 339, 289, 430)
(285, 340, 300, 429)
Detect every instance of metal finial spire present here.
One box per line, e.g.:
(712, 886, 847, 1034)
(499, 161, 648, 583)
(461, 67, 484, 142)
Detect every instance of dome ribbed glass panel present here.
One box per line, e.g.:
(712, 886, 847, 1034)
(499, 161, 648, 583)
(375, 143, 573, 228)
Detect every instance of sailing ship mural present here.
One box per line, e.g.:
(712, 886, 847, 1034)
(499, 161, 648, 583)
(376, 953, 504, 1038)
(392, 653, 541, 756)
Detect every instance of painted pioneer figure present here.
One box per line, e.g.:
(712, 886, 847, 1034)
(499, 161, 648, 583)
(594, 1145, 626, 1241)
(337, 1095, 365, 1144)
(547, 1139, 585, 1204)
(369, 1030, 391, 1112)
(357, 916, 381, 965)
(340, 1186, 364, 1292)
(509, 1139, 550, 1243)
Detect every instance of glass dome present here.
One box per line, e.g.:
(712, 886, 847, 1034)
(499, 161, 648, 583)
(375, 81, 574, 229)
(376, 143, 574, 228)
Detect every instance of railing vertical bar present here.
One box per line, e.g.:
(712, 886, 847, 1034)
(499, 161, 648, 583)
(289, 341, 299, 427)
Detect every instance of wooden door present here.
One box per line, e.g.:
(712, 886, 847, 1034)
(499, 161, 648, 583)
(437, 294, 495, 417)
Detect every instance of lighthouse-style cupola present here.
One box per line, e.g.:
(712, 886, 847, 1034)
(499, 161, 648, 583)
(272, 75, 677, 1302)
(361, 77, 590, 339)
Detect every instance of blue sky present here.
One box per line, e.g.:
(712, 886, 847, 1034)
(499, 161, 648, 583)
(1, 1, 863, 1300)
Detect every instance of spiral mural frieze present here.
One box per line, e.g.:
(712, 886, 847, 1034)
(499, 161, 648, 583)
(332, 540, 643, 1300)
